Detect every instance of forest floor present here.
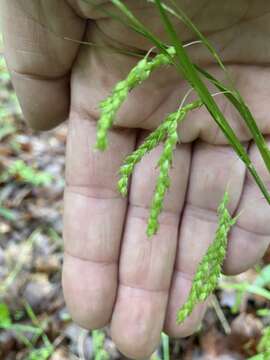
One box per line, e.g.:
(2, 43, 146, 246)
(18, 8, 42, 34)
(0, 39, 270, 360)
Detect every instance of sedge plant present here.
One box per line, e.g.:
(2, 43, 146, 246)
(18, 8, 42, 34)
(91, 0, 270, 328)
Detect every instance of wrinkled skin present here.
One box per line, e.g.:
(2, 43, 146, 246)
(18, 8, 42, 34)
(2, 1, 270, 358)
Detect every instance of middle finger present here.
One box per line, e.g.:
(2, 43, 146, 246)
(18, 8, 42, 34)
(110, 132, 191, 359)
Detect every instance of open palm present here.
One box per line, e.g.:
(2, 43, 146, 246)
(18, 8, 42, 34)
(2, 1, 270, 358)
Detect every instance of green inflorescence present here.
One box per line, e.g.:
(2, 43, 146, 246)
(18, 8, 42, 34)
(118, 99, 202, 236)
(95, 39, 238, 326)
(147, 110, 179, 236)
(177, 191, 236, 324)
(94, 48, 237, 326)
(146, 106, 188, 236)
(96, 47, 175, 151)
(118, 100, 202, 197)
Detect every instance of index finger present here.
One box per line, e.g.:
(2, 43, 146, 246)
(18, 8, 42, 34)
(63, 114, 136, 328)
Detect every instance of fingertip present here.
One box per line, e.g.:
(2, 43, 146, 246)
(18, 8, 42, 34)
(62, 253, 117, 330)
(111, 332, 159, 360)
(110, 286, 165, 359)
(164, 303, 206, 339)
(164, 272, 208, 338)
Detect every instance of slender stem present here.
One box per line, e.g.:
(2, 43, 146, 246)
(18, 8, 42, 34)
(161, 333, 170, 360)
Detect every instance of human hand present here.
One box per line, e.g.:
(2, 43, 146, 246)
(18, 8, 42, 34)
(2, 1, 270, 358)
